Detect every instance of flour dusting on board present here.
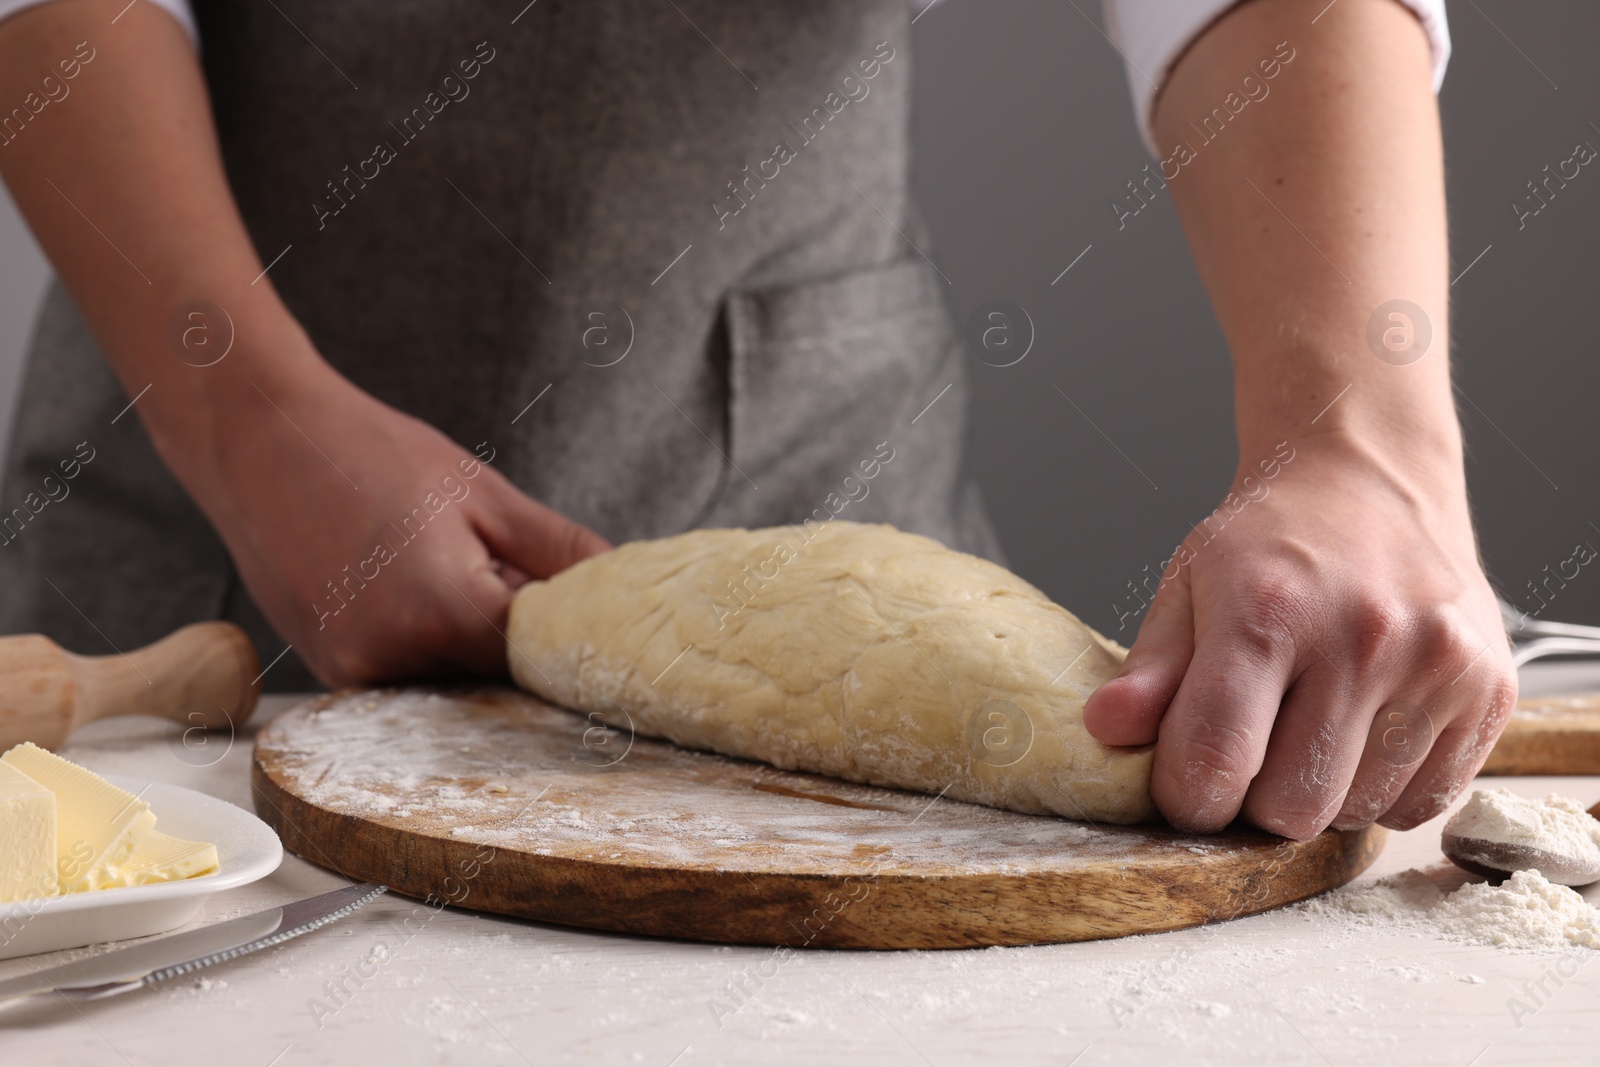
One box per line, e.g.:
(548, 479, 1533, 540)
(260, 690, 1227, 876)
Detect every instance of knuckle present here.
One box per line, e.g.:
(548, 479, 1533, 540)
(1381, 761, 1463, 830)
(1153, 794, 1231, 835)
(1346, 598, 1406, 670)
(1461, 670, 1519, 736)
(1178, 718, 1258, 783)
(1452, 670, 1520, 767)
(1331, 798, 1381, 831)
(1481, 666, 1520, 721)
(1227, 580, 1306, 662)
(1249, 786, 1341, 840)
(1416, 608, 1479, 673)
(1380, 793, 1450, 832)
(1335, 766, 1406, 828)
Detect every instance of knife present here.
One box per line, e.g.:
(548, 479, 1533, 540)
(0, 882, 387, 1012)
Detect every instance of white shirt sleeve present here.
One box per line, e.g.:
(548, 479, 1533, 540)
(0, 0, 196, 47)
(1105, 0, 1450, 156)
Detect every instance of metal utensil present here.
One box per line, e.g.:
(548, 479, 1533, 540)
(1512, 637, 1600, 669)
(1442, 800, 1600, 887)
(0, 882, 386, 1012)
(1499, 596, 1600, 668)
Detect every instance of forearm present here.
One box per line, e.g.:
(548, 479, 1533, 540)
(1154, 0, 1460, 497)
(0, 1, 324, 499)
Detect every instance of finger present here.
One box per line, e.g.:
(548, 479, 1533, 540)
(1377, 722, 1486, 831)
(473, 472, 612, 579)
(428, 550, 520, 678)
(1381, 669, 1517, 830)
(1329, 697, 1438, 830)
(1239, 661, 1381, 840)
(1083, 563, 1195, 746)
(1150, 598, 1303, 833)
(377, 519, 518, 680)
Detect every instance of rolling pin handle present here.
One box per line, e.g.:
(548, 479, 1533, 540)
(67, 621, 262, 734)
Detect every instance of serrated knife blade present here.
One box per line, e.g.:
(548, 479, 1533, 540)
(0, 882, 386, 1011)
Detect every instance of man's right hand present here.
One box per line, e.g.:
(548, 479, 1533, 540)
(187, 361, 610, 687)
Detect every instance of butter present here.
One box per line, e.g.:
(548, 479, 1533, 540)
(0, 744, 218, 895)
(2, 742, 155, 893)
(112, 831, 219, 886)
(0, 760, 56, 902)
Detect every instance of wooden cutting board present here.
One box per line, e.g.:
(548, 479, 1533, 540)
(251, 688, 1384, 949)
(1482, 694, 1600, 774)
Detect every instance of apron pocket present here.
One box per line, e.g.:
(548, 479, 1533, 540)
(723, 255, 959, 501)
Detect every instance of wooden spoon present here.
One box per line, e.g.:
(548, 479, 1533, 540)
(1442, 799, 1600, 887)
(0, 621, 260, 751)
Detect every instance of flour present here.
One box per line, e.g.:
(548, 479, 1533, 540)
(1307, 867, 1600, 951)
(1444, 788, 1600, 868)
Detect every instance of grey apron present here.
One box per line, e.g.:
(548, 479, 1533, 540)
(0, 0, 999, 691)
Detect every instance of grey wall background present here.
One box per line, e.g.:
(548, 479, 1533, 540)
(0, 0, 1595, 643)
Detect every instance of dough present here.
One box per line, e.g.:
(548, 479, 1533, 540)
(506, 521, 1155, 823)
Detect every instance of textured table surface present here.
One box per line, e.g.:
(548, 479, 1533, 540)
(2, 663, 1598, 1066)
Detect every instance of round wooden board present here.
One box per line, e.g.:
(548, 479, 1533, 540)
(251, 687, 1385, 949)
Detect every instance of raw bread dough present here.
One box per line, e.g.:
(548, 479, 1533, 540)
(506, 522, 1155, 823)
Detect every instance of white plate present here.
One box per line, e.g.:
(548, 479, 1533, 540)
(0, 775, 282, 961)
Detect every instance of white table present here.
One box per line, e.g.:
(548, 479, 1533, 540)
(4, 665, 1599, 1066)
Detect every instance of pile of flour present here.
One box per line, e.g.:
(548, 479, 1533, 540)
(1309, 868, 1600, 950)
(1443, 788, 1600, 881)
(1308, 788, 1600, 950)
(1305, 783, 1600, 959)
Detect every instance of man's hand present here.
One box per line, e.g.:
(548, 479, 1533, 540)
(1079, 0, 1514, 834)
(193, 363, 609, 687)
(0, 2, 607, 687)
(1084, 432, 1515, 838)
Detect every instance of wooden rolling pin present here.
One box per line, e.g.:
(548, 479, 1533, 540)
(1480, 694, 1600, 775)
(0, 621, 260, 751)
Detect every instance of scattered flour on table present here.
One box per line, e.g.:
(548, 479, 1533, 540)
(1443, 788, 1600, 867)
(1304, 867, 1600, 951)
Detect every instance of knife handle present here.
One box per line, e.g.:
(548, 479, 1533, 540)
(0, 882, 387, 1012)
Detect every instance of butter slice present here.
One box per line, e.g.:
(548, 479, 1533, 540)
(1, 743, 155, 893)
(0, 760, 56, 902)
(111, 831, 219, 886)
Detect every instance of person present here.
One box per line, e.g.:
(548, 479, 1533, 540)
(0, 0, 1513, 840)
